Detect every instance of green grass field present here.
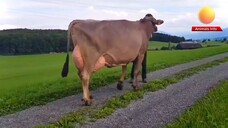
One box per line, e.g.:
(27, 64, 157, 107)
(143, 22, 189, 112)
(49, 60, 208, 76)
(0, 44, 228, 116)
(167, 80, 228, 128)
(148, 41, 227, 50)
(201, 41, 227, 47)
(148, 41, 176, 49)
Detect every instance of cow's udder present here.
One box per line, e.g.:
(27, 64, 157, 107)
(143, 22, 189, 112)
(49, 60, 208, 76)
(72, 46, 84, 71)
(94, 56, 106, 71)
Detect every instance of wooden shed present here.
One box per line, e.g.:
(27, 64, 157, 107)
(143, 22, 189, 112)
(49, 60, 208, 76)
(176, 41, 202, 49)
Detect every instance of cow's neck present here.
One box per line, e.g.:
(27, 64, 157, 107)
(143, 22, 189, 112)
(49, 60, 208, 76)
(144, 22, 154, 39)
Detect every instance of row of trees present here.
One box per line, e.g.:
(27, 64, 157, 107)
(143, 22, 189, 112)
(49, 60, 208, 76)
(0, 29, 185, 55)
(0, 29, 68, 55)
(150, 33, 185, 43)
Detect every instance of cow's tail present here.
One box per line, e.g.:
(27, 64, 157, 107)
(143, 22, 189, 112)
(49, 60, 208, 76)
(61, 21, 73, 77)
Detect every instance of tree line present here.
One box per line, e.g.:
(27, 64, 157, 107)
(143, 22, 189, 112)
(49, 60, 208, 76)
(0, 29, 185, 55)
(150, 33, 185, 43)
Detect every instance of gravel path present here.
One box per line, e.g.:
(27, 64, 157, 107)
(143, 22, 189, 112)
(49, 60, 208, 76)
(83, 61, 228, 128)
(0, 53, 227, 128)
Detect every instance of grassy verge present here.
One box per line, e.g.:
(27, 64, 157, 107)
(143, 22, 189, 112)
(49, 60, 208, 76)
(38, 57, 228, 128)
(166, 80, 228, 128)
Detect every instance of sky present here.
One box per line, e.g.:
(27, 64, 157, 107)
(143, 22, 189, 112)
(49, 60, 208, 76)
(0, 0, 227, 36)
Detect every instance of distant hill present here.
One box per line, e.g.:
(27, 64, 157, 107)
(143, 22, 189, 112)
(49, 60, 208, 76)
(183, 27, 228, 40)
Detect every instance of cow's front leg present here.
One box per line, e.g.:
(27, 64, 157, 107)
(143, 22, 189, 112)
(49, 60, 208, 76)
(132, 54, 144, 90)
(80, 70, 92, 106)
(132, 70, 140, 90)
(117, 65, 127, 90)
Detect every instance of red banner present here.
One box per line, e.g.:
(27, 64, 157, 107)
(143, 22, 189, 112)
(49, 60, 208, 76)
(192, 26, 223, 31)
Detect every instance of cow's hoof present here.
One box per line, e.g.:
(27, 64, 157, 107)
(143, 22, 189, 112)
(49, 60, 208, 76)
(90, 95, 93, 99)
(117, 81, 123, 90)
(85, 100, 92, 106)
(131, 84, 139, 91)
(82, 98, 92, 106)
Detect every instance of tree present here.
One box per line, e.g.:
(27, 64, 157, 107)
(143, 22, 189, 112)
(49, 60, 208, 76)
(168, 41, 171, 50)
(150, 33, 185, 43)
(222, 38, 227, 42)
(202, 39, 207, 43)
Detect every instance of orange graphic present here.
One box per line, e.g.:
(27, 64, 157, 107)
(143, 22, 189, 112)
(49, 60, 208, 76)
(198, 7, 215, 24)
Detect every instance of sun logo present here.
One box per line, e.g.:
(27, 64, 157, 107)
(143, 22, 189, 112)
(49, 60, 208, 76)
(198, 6, 215, 24)
(192, 6, 222, 32)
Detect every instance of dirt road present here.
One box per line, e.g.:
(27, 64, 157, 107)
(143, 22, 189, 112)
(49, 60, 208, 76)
(84, 62, 228, 128)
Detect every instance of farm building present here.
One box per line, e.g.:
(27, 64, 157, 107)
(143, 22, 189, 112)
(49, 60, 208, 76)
(176, 41, 202, 49)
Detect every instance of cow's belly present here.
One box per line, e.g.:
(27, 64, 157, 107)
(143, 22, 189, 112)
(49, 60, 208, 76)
(100, 53, 133, 67)
(72, 46, 136, 72)
(94, 53, 129, 71)
(105, 49, 138, 64)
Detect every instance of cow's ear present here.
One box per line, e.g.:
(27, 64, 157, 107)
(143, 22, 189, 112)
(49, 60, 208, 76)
(156, 19, 164, 25)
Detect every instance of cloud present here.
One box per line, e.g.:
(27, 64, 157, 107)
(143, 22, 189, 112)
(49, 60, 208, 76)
(0, 0, 227, 36)
(139, 8, 158, 14)
(88, 6, 95, 10)
(0, 1, 12, 20)
(87, 6, 128, 18)
(0, 24, 17, 30)
(162, 12, 198, 34)
(102, 10, 128, 17)
(213, 5, 228, 28)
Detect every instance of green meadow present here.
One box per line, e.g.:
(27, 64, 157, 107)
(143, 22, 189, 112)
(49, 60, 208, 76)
(147, 41, 227, 50)
(167, 80, 228, 128)
(201, 41, 228, 47)
(148, 41, 177, 49)
(0, 42, 227, 116)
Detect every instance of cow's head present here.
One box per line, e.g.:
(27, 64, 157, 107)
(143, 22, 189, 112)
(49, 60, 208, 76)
(140, 13, 164, 32)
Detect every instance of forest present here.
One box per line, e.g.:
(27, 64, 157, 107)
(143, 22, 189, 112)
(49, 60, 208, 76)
(0, 29, 185, 55)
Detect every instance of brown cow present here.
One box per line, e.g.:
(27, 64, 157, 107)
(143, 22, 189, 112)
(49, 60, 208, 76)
(61, 14, 163, 105)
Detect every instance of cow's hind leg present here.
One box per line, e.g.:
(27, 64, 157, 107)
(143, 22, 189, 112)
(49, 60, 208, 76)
(117, 65, 127, 90)
(72, 46, 93, 105)
(132, 54, 144, 90)
(80, 70, 93, 106)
